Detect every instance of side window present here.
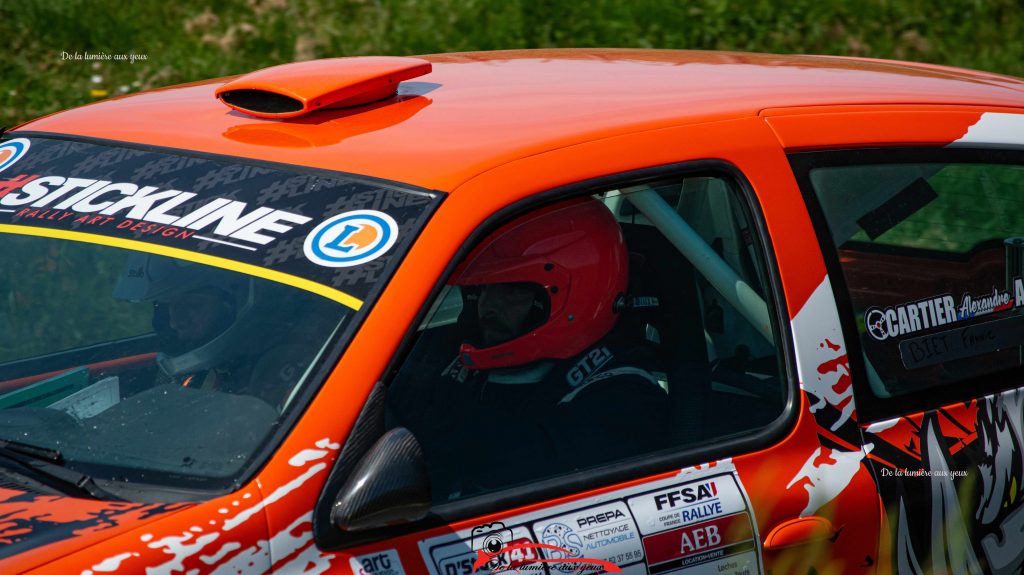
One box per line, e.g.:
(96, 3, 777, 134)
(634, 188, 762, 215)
(387, 175, 787, 503)
(795, 151, 1024, 402)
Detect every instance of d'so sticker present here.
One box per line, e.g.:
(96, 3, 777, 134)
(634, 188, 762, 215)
(304, 210, 399, 268)
(0, 139, 31, 174)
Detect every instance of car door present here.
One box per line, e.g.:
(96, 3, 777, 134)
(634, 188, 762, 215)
(302, 118, 881, 575)
(780, 108, 1024, 574)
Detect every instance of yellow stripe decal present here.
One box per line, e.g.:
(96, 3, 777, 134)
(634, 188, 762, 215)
(0, 224, 363, 311)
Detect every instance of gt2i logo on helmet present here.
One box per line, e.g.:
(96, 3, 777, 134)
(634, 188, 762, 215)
(0, 139, 30, 174)
(304, 209, 399, 267)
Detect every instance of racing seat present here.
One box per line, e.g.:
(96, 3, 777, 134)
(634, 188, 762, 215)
(618, 223, 712, 447)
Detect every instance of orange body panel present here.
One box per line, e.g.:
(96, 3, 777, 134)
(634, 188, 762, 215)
(763, 104, 1024, 150)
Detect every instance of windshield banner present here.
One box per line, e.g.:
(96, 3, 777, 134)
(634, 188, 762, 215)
(0, 136, 442, 309)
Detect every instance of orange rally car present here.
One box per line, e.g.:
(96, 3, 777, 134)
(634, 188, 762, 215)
(1, 50, 1024, 574)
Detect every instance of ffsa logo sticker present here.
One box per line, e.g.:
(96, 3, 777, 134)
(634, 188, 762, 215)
(0, 139, 30, 174)
(304, 209, 399, 267)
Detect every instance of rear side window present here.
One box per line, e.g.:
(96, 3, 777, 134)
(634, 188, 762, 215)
(793, 149, 1024, 403)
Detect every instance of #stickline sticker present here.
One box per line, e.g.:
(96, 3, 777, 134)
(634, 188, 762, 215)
(0, 136, 440, 304)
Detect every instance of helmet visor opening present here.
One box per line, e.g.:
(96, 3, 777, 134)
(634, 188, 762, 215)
(464, 282, 551, 349)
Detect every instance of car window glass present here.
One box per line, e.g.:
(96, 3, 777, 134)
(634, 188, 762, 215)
(386, 176, 787, 504)
(0, 134, 442, 497)
(802, 157, 1024, 399)
(0, 236, 348, 490)
(0, 237, 151, 362)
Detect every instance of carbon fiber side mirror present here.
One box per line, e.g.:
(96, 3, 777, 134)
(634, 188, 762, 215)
(331, 427, 432, 532)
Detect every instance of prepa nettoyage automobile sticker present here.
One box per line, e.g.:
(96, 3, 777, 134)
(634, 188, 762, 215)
(0, 136, 441, 308)
(418, 461, 761, 575)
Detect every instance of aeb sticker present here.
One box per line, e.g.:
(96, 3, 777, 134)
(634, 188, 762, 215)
(304, 209, 399, 267)
(0, 139, 30, 174)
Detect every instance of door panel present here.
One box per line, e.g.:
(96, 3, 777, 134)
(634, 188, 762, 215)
(260, 119, 885, 575)
(787, 121, 1024, 574)
(346, 172, 877, 574)
(746, 276, 879, 574)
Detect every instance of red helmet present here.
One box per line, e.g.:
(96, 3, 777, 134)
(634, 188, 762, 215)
(454, 197, 628, 369)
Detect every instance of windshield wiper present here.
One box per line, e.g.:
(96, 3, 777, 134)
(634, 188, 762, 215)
(0, 439, 118, 500)
(0, 438, 63, 463)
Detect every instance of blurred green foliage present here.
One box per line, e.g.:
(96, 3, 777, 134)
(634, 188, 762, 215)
(0, 237, 151, 363)
(1, 0, 1023, 127)
(876, 163, 1024, 253)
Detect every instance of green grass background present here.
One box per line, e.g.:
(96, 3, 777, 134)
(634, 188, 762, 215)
(2, 0, 1023, 128)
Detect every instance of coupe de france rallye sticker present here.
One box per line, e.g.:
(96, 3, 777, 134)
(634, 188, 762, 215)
(626, 474, 759, 575)
(0, 136, 441, 308)
(417, 463, 761, 575)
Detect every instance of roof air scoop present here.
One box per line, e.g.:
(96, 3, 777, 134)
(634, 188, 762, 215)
(215, 56, 432, 119)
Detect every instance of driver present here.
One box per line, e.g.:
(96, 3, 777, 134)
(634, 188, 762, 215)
(163, 286, 234, 356)
(113, 254, 339, 411)
(114, 254, 247, 391)
(389, 198, 670, 499)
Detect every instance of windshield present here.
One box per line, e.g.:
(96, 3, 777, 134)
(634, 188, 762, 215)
(0, 135, 441, 496)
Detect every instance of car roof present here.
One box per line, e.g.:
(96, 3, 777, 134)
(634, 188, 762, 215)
(16, 49, 1024, 191)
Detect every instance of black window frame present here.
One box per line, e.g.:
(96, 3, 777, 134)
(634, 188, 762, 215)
(314, 159, 799, 550)
(789, 146, 1024, 423)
